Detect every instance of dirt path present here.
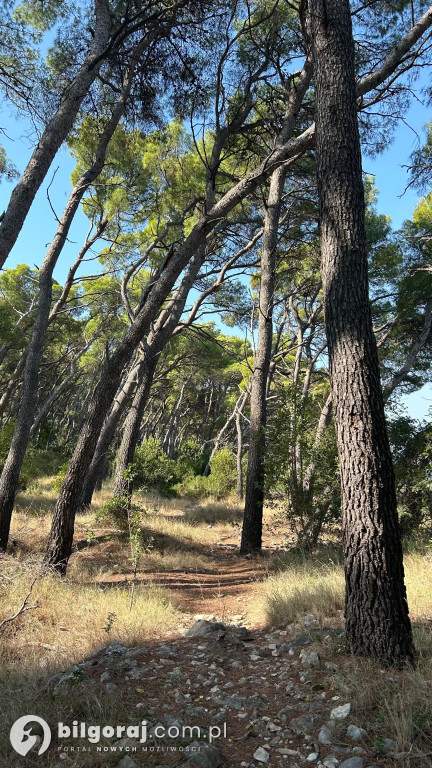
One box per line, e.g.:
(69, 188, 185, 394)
(95, 544, 269, 623)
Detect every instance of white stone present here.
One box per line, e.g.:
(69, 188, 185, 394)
(318, 725, 333, 745)
(118, 757, 139, 768)
(253, 747, 270, 763)
(330, 703, 351, 720)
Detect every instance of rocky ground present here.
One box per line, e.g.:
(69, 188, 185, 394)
(48, 618, 401, 768)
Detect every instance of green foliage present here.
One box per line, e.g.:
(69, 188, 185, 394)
(389, 417, 432, 537)
(175, 448, 236, 499)
(132, 438, 177, 496)
(265, 382, 340, 546)
(207, 448, 237, 498)
(0, 424, 15, 468)
(96, 495, 131, 527)
(52, 462, 70, 492)
(0, 144, 18, 181)
(103, 612, 117, 634)
(0, 425, 66, 489)
(175, 440, 207, 479)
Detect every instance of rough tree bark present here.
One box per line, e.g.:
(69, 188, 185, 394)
(240, 165, 286, 554)
(44, 74, 273, 573)
(0, 0, 112, 269)
(309, 0, 415, 664)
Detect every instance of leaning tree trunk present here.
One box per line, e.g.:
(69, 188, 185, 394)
(0, 0, 112, 269)
(44, 242, 208, 573)
(309, 0, 414, 665)
(240, 165, 286, 554)
(0, 58, 138, 550)
(113, 353, 158, 501)
(236, 414, 243, 501)
(79, 357, 145, 508)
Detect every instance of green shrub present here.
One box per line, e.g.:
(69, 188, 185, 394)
(0, 425, 67, 489)
(132, 438, 177, 496)
(175, 440, 208, 478)
(96, 495, 131, 527)
(52, 462, 70, 492)
(174, 474, 211, 499)
(175, 448, 237, 499)
(207, 448, 237, 498)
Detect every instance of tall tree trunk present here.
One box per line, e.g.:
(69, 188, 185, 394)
(113, 353, 159, 500)
(79, 358, 144, 508)
(240, 165, 286, 554)
(0, 0, 112, 269)
(236, 397, 247, 501)
(0, 58, 137, 550)
(309, 0, 414, 665)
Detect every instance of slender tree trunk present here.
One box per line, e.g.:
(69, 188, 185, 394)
(302, 393, 332, 496)
(79, 358, 144, 508)
(309, 0, 414, 665)
(0, 62, 137, 549)
(241, 165, 286, 554)
(0, 0, 112, 269)
(44, 244, 208, 572)
(30, 339, 95, 439)
(113, 240, 214, 500)
(0, 355, 26, 418)
(113, 354, 159, 500)
(203, 391, 246, 476)
(236, 400, 246, 501)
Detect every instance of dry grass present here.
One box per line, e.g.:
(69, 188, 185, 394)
(0, 559, 182, 669)
(4, 484, 432, 766)
(252, 548, 432, 767)
(327, 625, 432, 766)
(250, 550, 345, 627)
(252, 547, 432, 627)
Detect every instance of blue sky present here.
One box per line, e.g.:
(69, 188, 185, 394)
(0, 76, 431, 420)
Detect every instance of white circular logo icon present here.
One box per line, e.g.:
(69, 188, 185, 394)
(10, 715, 51, 756)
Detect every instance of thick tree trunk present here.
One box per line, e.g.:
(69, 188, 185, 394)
(241, 166, 286, 554)
(0, 63, 136, 550)
(309, 0, 414, 665)
(0, 0, 112, 269)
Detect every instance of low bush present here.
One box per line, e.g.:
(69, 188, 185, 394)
(175, 447, 237, 499)
(132, 437, 177, 496)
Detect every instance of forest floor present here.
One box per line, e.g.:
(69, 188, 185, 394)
(0, 480, 431, 768)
